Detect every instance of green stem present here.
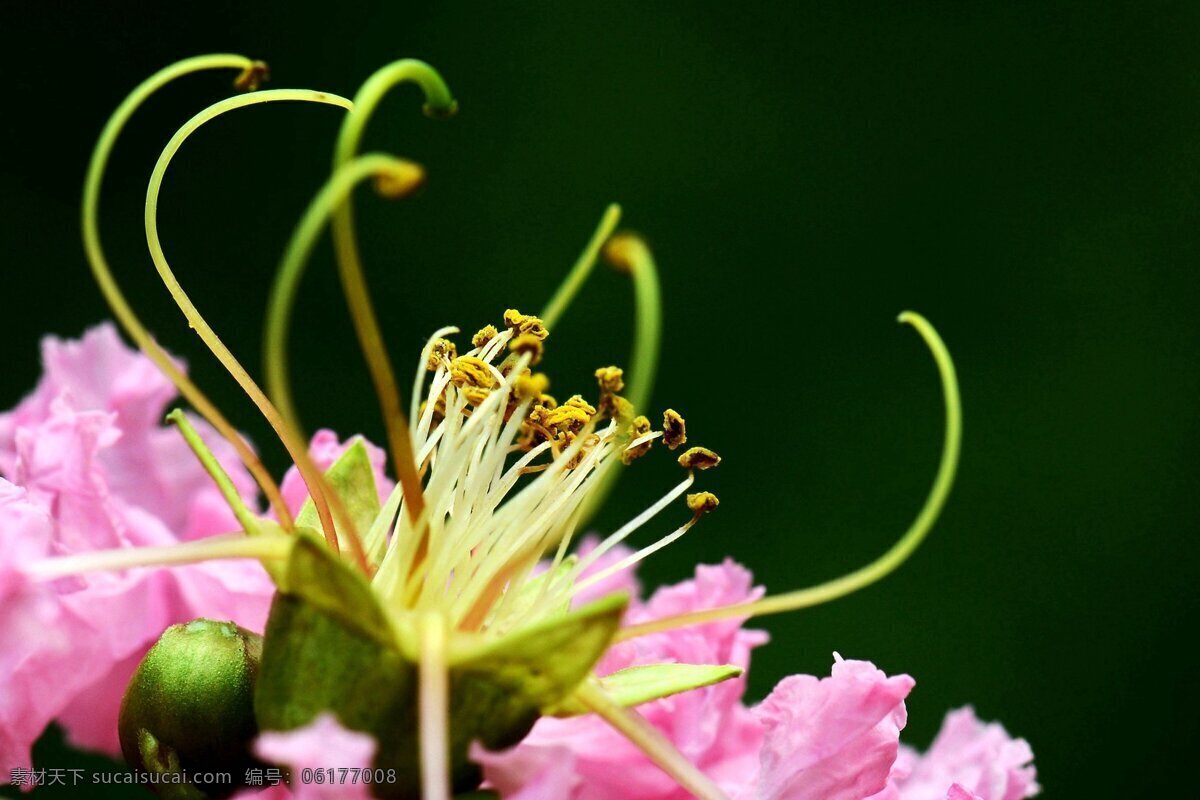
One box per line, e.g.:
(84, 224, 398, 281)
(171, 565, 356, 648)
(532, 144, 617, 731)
(328, 59, 457, 522)
(540, 204, 622, 328)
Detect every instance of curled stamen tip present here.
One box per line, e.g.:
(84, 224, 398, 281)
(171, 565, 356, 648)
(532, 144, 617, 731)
(373, 160, 427, 199)
(603, 232, 650, 274)
(422, 99, 460, 119)
(233, 61, 270, 92)
(687, 491, 719, 514)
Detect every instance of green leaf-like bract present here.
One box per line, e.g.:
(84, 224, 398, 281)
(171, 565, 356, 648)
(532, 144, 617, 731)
(255, 533, 627, 799)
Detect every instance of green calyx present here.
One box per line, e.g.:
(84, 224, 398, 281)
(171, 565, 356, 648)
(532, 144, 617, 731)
(119, 619, 263, 799)
(254, 528, 627, 799)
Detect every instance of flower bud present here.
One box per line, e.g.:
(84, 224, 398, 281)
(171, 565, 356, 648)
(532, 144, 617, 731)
(119, 619, 262, 799)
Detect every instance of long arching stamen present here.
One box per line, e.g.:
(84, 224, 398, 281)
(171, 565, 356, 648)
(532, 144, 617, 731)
(329, 59, 457, 522)
(616, 311, 962, 641)
(578, 232, 663, 524)
(574, 681, 727, 800)
(540, 204, 623, 328)
(143, 88, 352, 552)
(264, 154, 425, 435)
(82, 54, 293, 527)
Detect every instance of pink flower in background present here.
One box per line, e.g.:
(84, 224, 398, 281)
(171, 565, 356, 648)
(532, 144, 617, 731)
(246, 714, 377, 800)
(478, 558, 1038, 800)
(893, 707, 1038, 800)
(0, 325, 275, 773)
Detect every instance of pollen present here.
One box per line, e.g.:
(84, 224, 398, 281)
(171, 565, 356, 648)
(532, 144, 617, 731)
(426, 338, 457, 371)
(678, 446, 720, 470)
(509, 332, 545, 364)
(663, 409, 687, 450)
(450, 355, 495, 389)
(595, 366, 625, 394)
(503, 309, 548, 340)
(686, 491, 719, 514)
(471, 325, 498, 349)
(621, 415, 654, 465)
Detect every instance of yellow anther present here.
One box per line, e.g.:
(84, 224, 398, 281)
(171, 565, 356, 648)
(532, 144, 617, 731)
(602, 232, 649, 274)
(233, 61, 269, 92)
(462, 385, 492, 407)
(621, 415, 654, 465)
(450, 355, 496, 389)
(472, 324, 498, 349)
(662, 409, 687, 451)
(595, 366, 625, 394)
(509, 332, 545, 365)
(608, 395, 636, 428)
(678, 446, 721, 470)
(686, 491, 720, 514)
(503, 309, 549, 340)
(515, 372, 550, 401)
(372, 161, 426, 199)
(426, 338, 457, 371)
(562, 395, 597, 416)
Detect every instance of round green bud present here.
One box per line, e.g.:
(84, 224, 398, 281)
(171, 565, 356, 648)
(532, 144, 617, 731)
(119, 619, 263, 799)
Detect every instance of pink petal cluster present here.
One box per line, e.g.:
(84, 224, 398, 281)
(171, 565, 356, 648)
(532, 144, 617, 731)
(0, 326, 390, 780)
(477, 557, 1039, 800)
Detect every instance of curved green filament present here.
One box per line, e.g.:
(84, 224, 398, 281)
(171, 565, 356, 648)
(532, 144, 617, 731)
(540, 204, 623, 328)
(328, 59, 457, 523)
(264, 155, 424, 437)
(81, 54, 293, 528)
(615, 311, 962, 641)
(143, 88, 353, 553)
(579, 233, 663, 525)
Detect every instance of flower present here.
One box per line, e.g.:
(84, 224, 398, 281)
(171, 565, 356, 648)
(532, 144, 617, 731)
(6, 52, 973, 800)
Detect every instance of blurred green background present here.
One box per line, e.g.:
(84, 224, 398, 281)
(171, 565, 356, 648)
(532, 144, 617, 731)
(2, 1, 1196, 796)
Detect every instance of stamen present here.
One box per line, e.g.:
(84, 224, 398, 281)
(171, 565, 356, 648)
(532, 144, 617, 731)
(143, 88, 353, 552)
(330, 60, 457, 522)
(264, 154, 425, 436)
(579, 232, 664, 523)
(418, 612, 451, 800)
(574, 681, 727, 800)
(82, 54, 293, 527)
(27, 534, 292, 582)
(572, 495, 715, 596)
(616, 311, 962, 641)
(540, 204, 623, 328)
(572, 474, 695, 577)
(166, 409, 262, 536)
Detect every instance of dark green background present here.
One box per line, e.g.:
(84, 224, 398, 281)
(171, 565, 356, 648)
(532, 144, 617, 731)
(2, 1, 1196, 796)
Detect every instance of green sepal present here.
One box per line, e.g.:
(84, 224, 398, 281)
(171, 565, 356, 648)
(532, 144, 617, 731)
(296, 440, 384, 547)
(547, 662, 743, 717)
(256, 571, 626, 799)
(482, 556, 577, 637)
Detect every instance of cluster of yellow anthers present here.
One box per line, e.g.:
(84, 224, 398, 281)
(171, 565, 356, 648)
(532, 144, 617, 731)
(379, 300, 725, 639)
(53, 51, 960, 800)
